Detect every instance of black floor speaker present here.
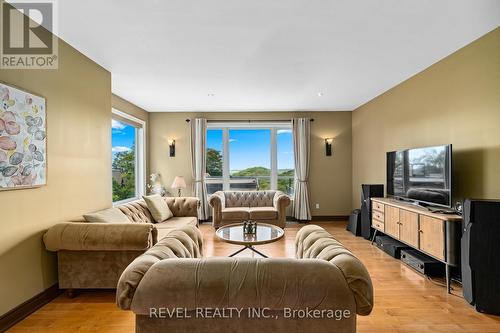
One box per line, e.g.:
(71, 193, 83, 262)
(360, 184, 384, 240)
(347, 209, 362, 236)
(462, 199, 500, 315)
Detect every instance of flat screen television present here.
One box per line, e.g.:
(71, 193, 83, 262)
(387, 144, 452, 208)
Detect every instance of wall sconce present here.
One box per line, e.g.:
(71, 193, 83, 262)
(168, 139, 175, 157)
(325, 138, 333, 156)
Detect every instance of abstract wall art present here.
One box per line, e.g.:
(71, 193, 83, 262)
(0, 82, 46, 190)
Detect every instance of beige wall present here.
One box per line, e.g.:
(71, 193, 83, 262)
(0, 41, 111, 314)
(112, 94, 149, 122)
(149, 111, 352, 216)
(352, 28, 500, 208)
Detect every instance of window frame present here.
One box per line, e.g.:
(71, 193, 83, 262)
(111, 108, 147, 205)
(206, 121, 293, 192)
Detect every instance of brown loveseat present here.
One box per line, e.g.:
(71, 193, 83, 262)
(43, 197, 199, 292)
(116, 224, 373, 333)
(209, 190, 291, 228)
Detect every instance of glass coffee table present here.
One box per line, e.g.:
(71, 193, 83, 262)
(215, 222, 284, 258)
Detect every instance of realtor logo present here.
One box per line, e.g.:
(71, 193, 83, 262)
(1, 0, 58, 69)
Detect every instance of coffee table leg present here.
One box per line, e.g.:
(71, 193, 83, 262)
(248, 246, 268, 258)
(228, 246, 248, 257)
(228, 246, 268, 258)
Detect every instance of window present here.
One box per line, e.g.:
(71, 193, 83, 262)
(206, 122, 294, 196)
(277, 129, 294, 194)
(111, 109, 146, 204)
(229, 129, 271, 190)
(206, 129, 224, 194)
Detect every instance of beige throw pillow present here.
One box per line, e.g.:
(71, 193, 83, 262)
(143, 195, 173, 222)
(84, 207, 130, 223)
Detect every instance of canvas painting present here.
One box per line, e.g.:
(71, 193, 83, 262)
(0, 83, 46, 190)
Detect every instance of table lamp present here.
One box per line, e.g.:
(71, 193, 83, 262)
(171, 176, 187, 197)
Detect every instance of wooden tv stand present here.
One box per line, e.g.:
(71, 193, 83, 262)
(370, 197, 462, 293)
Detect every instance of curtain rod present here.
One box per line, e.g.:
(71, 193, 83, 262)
(185, 119, 314, 123)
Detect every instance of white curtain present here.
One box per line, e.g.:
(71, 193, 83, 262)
(292, 118, 312, 221)
(190, 118, 209, 220)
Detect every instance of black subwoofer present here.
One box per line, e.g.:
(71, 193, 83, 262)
(462, 199, 500, 315)
(360, 184, 384, 240)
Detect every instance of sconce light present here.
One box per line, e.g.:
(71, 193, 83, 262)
(168, 139, 175, 157)
(325, 138, 333, 156)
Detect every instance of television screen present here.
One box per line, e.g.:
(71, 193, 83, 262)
(387, 145, 452, 208)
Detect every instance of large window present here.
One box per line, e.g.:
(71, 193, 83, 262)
(111, 109, 146, 204)
(206, 123, 294, 195)
(206, 129, 224, 194)
(277, 128, 294, 194)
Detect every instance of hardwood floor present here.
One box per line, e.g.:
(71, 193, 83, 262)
(7, 221, 500, 333)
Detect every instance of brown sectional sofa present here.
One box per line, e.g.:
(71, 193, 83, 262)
(209, 190, 291, 228)
(43, 197, 200, 291)
(117, 224, 373, 333)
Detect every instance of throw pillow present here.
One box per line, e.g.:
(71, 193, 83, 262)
(143, 194, 173, 222)
(84, 207, 130, 223)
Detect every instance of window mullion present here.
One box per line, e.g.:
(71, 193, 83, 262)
(137, 127, 145, 197)
(222, 128, 230, 190)
(271, 127, 277, 190)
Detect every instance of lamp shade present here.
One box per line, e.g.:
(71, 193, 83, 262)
(171, 176, 187, 189)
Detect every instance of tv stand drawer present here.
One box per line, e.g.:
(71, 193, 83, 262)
(372, 220, 384, 232)
(372, 210, 385, 222)
(373, 201, 385, 213)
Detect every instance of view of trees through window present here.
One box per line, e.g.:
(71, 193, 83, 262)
(206, 127, 294, 195)
(112, 119, 137, 202)
(277, 129, 294, 194)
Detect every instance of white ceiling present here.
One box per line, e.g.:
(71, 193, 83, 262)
(40, 1, 500, 111)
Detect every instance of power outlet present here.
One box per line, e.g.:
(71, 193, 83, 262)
(315, 203, 320, 209)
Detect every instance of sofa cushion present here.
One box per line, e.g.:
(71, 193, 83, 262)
(143, 195, 173, 222)
(155, 217, 199, 241)
(83, 208, 130, 223)
(249, 207, 278, 220)
(222, 207, 250, 220)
